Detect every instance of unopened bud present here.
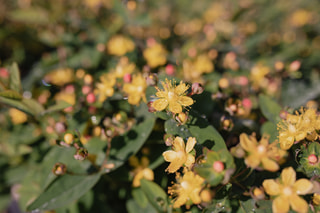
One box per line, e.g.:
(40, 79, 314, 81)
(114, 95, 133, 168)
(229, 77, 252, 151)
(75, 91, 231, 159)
(84, 74, 93, 85)
(176, 112, 188, 125)
(252, 187, 265, 200)
(123, 73, 132, 83)
(86, 93, 96, 104)
(148, 101, 156, 113)
(213, 161, 224, 173)
(165, 64, 175, 76)
(200, 189, 212, 203)
(52, 162, 67, 175)
(308, 154, 318, 165)
(64, 133, 74, 145)
(74, 148, 88, 161)
(164, 134, 174, 146)
(191, 83, 204, 95)
(145, 73, 158, 86)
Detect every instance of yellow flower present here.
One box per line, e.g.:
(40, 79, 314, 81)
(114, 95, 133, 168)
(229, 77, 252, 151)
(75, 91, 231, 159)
(278, 107, 319, 150)
(263, 167, 313, 213)
(95, 73, 116, 102)
(152, 79, 194, 114)
(238, 133, 286, 171)
(143, 43, 167, 68)
(250, 64, 270, 90)
(168, 170, 204, 208)
(129, 156, 154, 187)
(9, 108, 27, 124)
(313, 193, 320, 206)
(123, 73, 147, 105)
(113, 57, 135, 79)
(162, 136, 196, 173)
(107, 35, 135, 56)
(45, 68, 74, 86)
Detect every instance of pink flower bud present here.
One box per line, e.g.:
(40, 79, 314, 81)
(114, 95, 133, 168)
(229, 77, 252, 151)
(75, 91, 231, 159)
(165, 64, 175, 76)
(0, 68, 9, 78)
(86, 93, 96, 104)
(242, 98, 252, 109)
(191, 83, 204, 95)
(82, 85, 91, 95)
(308, 154, 318, 165)
(213, 161, 224, 173)
(123, 73, 132, 83)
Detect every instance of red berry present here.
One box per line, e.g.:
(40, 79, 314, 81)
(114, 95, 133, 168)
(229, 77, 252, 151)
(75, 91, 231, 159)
(86, 93, 96, 103)
(123, 73, 132, 83)
(308, 154, 318, 165)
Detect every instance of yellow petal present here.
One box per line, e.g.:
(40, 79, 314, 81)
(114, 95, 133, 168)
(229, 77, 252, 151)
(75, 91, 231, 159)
(189, 191, 201, 205)
(178, 96, 194, 106)
(186, 137, 196, 153)
(239, 133, 257, 152)
(166, 158, 184, 173)
(163, 150, 177, 162)
(281, 167, 296, 186)
(173, 137, 185, 151)
(174, 82, 188, 95)
(279, 136, 294, 150)
(245, 154, 260, 169)
(261, 157, 279, 172)
(173, 194, 188, 208)
(153, 98, 168, 111)
(155, 91, 167, 98)
(293, 179, 313, 195)
(142, 168, 154, 181)
(168, 101, 182, 114)
(133, 170, 144, 187)
(128, 95, 141, 105)
(289, 194, 309, 213)
(263, 179, 280, 196)
(184, 154, 195, 167)
(273, 196, 290, 213)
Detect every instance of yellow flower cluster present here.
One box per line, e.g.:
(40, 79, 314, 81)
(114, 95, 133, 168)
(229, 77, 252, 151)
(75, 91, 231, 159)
(129, 156, 154, 187)
(152, 79, 194, 114)
(183, 54, 214, 83)
(143, 43, 167, 68)
(278, 107, 320, 150)
(232, 133, 286, 171)
(168, 169, 204, 209)
(263, 167, 313, 213)
(107, 35, 135, 56)
(95, 73, 116, 103)
(123, 73, 147, 105)
(45, 68, 74, 86)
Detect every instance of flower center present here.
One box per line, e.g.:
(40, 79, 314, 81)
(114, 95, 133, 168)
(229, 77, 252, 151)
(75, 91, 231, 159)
(282, 186, 293, 196)
(168, 91, 175, 100)
(181, 181, 190, 190)
(257, 145, 266, 154)
(288, 124, 296, 133)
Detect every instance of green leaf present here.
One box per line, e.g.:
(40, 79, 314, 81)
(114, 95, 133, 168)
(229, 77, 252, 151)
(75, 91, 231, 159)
(187, 110, 227, 151)
(132, 188, 148, 208)
(260, 121, 278, 143)
(0, 96, 44, 116)
(8, 8, 49, 25)
(8, 62, 22, 93)
(26, 173, 101, 211)
(237, 199, 272, 213)
(258, 94, 281, 123)
(106, 104, 156, 172)
(0, 90, 22, 100)
(42, 100, 72, 115)
(126, 199, 158, 213)
(140, 179, 168, 212)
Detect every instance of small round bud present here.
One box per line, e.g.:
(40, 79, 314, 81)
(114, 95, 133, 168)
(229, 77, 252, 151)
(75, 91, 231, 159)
(145, 74, 158, 86)
(0, 68, 9, 78)
(242, 98, 252, 109)
(219, 78, 229, 89)
(74, 148, 88, 161)
(252, 187, 265, 200)
(176, 112, 188, 125)
(308, 154, 318, 165)
(82, 85, 91, 95)
(64, 133, 74, 144)
(200, 189, 212, 203)
(213, 161, 224, 173)
(123, 73, 132, 83)
(191, 83, 204, 95)
(52, 163, 67, 176)
(164, 134, 174, 146)
(147, 101, 156, 113)
(86, 93, 96, 104)
(165, 64, 175, 76)
(84, 74, 93, 85)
